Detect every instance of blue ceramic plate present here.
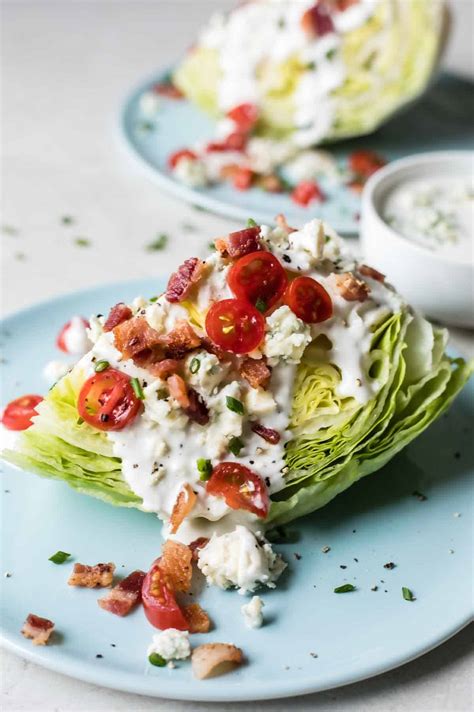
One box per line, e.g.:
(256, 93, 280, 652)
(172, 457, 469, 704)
(121, 71, 474, 235)
(1, 280, 473, 702)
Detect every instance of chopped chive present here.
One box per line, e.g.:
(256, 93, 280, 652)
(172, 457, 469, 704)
(61, 216, 74, 225)
(325, 234, 331, 243)
(190, 357, 200, 374)
(326, 48, 337, 61)
(334, 584, 356, 593)
(402, 587, 415, 601)
(255, 297, 267, 313)
(49, 551, 71, 565)
(94, 360, 110, 373)
(76, 416, 84, 425)
(139, 121, 155, 132)
(226, 396, 244, 415)
(1, 224, 19, 235)
(208, 241, 216, 251)
(74, 237, 90, 247)
(146, 234, 168, 251)
(148, 652, 167, 667)
(197, 458, 213, 481)
(247, 218, 258, 227)
(228, 436, 244, 456)
(306, 61, 316, 71)
(130, 377, 145, 400)
(149, 296, 158, 303)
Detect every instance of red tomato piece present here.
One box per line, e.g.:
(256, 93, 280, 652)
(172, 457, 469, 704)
(227, 251, 288, 311)
(205, 299, 265, 355)
(2, 395, 43, 431)
(77, 368, 141, 431)
(206, 463, 269, 518)
(285, 276, 333, 323)
(227, 103, 259, 132)
(232, 167, 253, 191)
(168, 149, 197, 169)
(224, 132, 247, 151)
(153, 82, 184, 99)
(142, 559, 189, 631)
(291, 180, 325, 207)
(56, 317, 89, 353)
(349, 150, 386, 178)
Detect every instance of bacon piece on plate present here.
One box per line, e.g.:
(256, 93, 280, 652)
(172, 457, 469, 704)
(161, 539, 193, 592)
(185, 388, 210, 426)
(301, 3, 334, 38)
(251, 422, 281, 445)
(166, 258, 205, 303)
(103, 303, 133, 332)
(97, 570, 146, 616)
(169, 484, 198, 536)
(275, 213, 296, 234)
(334, 272, 370, 302)
(359, 264, 385, 283)
(227, 227, 261, 258)
(192, 643, 243, 679)
(21, 614, 54, 646)
(153, 81, 184, 99)
(147, 358, 181, 380)
(113, 316, 163, 363)
(239, 356, 271, 389)
(189, 537, 210, 561)
(183, 603, 211, 633)
(167, 373, 190, 408)
(68, 562, 115, 588)
(164, 320, 201, 359)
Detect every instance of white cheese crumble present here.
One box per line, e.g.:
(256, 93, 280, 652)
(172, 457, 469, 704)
(263, 306, 312, 366)
(197, 525, 286, 594)
(241, 595, 264, 629)
(42, 360, 72, 385)
(173, 157, 208, 187)
(139, 90, 160, 116)
(147, 629, 191, 661)
(245, 387, 277, 417)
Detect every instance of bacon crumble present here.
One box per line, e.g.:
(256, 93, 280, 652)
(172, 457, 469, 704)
(275, 213, 296, 234)
(359, 264, 386, 283)
(148, 358, 181, 380)
(239, 356, 271, 389)
(21, 614, 55, 646)
(192, 643, 243, 680)
(189, 537, 210, 561)
(164, 320, 201, 359)
(334, 272, 370, 302)
(103, 303, 133, 332)
(161, 539, 193, 592)
(97, 570, 146, 616)
(185, 387, 210, 425)
(226, 227, 262, 258)
(251, 422, 281, 444)
(68, 562, 115, 588)
(166, 258, 205, 303)
(183, 603, 211, 633)
(169, 485, 198, 536)
(113, 316, 163, 363)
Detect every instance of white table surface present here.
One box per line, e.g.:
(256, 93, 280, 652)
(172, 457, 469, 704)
(1, 2, 473, 710)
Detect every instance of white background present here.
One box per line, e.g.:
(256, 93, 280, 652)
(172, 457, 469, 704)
(1, 1, 473, 710)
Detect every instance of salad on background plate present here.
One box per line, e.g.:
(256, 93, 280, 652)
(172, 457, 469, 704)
(1, 215, 471, 677)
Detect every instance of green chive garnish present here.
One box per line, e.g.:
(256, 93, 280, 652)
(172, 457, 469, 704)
(334, 584, 356, 593)
(146, 234, 168, 251)
(61, 216, 74, 225)
(148, 652, 167, 667)
(94, 360, 109, 373)
(255, 297, 267, 313)
(208, 241, 216, 251)
(74, 237, 90, 247)
(306, 61, 316, 71)
(130, 377, 144, 400)
(226, 396, 244, 415)
(49, 551, 71, 565)
(76, 417, 84, 425)
(247, 218, 258, 227)
(149, 296, 158, 303)
(228, 436, 244, 456)
(197, 458, 213, 481)
(326, 48, 337, 61)
(190, 358, 200, 374)
(402, 587, 415, 601)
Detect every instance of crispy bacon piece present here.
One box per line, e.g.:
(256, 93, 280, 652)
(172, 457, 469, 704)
(21, 614, 54, 646)
(153, 81, 184, 99)
(189, 537, 210, 561)
(167, 373, 190, 408)
(169, 484, 198, 536)
(68, 562, 115, 588)
(275, 213, 296, 234)
(161, 539, 193, 592)
(97, 570, 146, 616)
(183, 603, 211, 633)
(113, 316, 163, 363)
(359, 264, 385, 283)
(239, 356, 271, 389)
(214, 238, 229, 257)
(185, 388, 210, 426)
(147, 358, 181, 380)
(251, 422, 281, 444)
(166, 257, 205, 303)
(202, 337, 231, 362)
(260, 174, 284, 193)
(192, 643, 243, 680)
(227, 227, 261, 258)
(103, 303, 133, 332)
(164, 320, 201, 359)
(334, 272, 370, 302)
(301, 2, 334, 38)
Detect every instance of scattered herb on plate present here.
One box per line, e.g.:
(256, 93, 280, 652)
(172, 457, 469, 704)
(49, 551, 71, 565)
(334, 584, 356, 593)
(402, 587, 415, 601)
(74, 237, 91, 247)
(146, 234, 168, 251)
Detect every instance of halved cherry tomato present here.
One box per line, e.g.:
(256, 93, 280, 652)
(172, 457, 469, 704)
(349, 150, 386, 178)
(168, 149, 197, 169)
(1, 395, 43, 431)
(205, 298, 265, 355)
(227, 103, 259, 132)
(142, 559, 189, 631)
(206, 132, 247, 153)
(232, 167, 253, 191)
(291, 180, 324, 207)
(227, 251, 288, 311)
(56, 317, 89, 353)
(77, 368, 141, 431)
(206, 462, 269, 518)
(285, 276, 333, 323)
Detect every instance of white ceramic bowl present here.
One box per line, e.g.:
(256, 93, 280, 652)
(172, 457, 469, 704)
(360, 151, 474, 329)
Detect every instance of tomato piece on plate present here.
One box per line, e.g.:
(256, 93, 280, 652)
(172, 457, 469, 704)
(227, 103, 259, 132)
(142, 559, 189, 631)
(2, 395, 43, 431)
(232, 167, 254, 191)
(206, 462, 269, 518)
(56, 317, 89, 353)
(205, 299, 265, 355)
(291, 180, 324, 207)
(285, 276, 333, 323)
(168, 149, 197, 169)
(349, 150, 386, 178)
(227, 251, 288, 311)
(77, 368, 141, 431)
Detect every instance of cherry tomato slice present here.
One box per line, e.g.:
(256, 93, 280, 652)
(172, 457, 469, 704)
(232, 167, 254, 191)
(77, 368, 141, 431)
(227, 103, 259, 132)
(205, 299, 265, 355)
(349, 150, 385, 178)
(56, 317, 89, 353)
(291, 180, 324, 207)
(142, 559, 189, 631)
(168, 149, 197, 169)
(227, 252, 288, 312)
(285, 276, 333, 324)
(1, 395, 43, 431)
(206, 462, 269, 518)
